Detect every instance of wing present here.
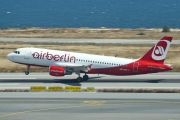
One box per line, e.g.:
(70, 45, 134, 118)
(52, 62, 91, 72)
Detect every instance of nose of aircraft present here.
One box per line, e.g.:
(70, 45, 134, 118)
(7, 53, 14, 61)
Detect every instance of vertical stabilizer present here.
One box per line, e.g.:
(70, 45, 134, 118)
(139, 36, 172, 64)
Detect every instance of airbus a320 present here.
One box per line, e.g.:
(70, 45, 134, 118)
(7, 36, 173, 81)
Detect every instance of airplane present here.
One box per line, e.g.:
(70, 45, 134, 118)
(7, 36, 173, 81)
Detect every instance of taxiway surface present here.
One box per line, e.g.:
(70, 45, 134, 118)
(0, 93, 180, 120)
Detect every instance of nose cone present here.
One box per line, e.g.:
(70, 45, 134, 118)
(7, 53, 14, 61)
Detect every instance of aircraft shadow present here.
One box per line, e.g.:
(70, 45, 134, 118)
(52, 76, 105, 86)
(0, 76, 105, 86)
(85, 79, 165, 83)
(52, 79, 166, 85)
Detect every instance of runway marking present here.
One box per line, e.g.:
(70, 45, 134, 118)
(0, 105, 85, 118)
(0, 103, 102, 118)
(0, 99, 179, 117)
(0, 99, 108, 118)
(83, 100, 106, 105)
(0, 100, 107, 105)
(0, 99, 179, 104)
(0, 99, 179, 118)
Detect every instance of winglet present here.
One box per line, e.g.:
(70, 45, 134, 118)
(139, 36, 173, 64)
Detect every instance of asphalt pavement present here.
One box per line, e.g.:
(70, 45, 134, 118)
(0, 93, 179, 120)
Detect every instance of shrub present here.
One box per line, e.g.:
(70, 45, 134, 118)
(20, 26, 28, 29)
(137, 32, 146, 35)
(0, 27, 10, 30)
(162, 26, 170, 32)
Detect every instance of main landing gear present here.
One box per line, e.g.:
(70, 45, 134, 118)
(76, 72, 89, 82)
(25, 65, 30, 75)
(83, 74, 89, 81)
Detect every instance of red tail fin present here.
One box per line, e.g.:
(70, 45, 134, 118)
(139, 36, 173, 64)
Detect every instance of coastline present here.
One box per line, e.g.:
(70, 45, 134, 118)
(0, 27, 180, 39)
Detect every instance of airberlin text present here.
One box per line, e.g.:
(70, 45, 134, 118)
(32, 52, 76, 63)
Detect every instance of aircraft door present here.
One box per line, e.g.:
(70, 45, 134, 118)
(133, 62, 139, 72)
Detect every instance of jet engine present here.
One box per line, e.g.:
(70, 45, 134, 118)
(49, 66, 72, 76)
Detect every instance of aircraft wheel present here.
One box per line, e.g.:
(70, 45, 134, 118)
(83, 74, 89, 81)
(77, 77, 83, 82)
(25, 71, 29, 75)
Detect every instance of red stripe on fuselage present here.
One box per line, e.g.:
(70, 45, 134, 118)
(15, 60, 172, 76)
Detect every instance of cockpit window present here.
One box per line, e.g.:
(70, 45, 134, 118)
(13, 51, 20, 54)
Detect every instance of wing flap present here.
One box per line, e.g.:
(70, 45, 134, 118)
(52, 62, 90, 72)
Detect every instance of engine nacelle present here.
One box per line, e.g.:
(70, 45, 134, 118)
(49, 66, 72, 76)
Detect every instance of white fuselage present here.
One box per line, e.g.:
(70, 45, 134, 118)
(8, 47, 136, 69)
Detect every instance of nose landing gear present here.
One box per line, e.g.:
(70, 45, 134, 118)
(25, 65, 30, 75)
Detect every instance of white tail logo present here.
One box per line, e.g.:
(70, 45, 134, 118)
(152, 40, 170, 60)
(154, 46, 165, 55)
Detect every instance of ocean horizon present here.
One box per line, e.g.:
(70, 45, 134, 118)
(0, 0, 180, 28)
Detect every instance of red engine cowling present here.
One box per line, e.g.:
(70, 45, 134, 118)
(49, 66, 65, 76)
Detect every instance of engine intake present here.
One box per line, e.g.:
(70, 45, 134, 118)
(49, 66, 72, 76)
